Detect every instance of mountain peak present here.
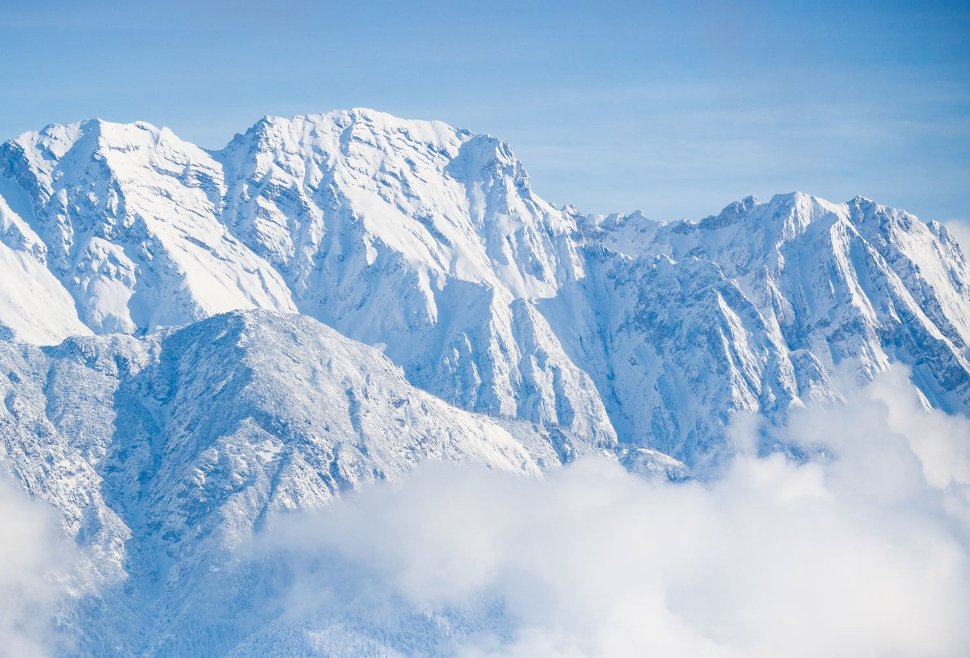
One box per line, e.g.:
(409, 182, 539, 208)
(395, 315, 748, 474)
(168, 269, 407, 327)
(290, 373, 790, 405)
(14, 117, 172, 149)
(233, 108, 470, 158)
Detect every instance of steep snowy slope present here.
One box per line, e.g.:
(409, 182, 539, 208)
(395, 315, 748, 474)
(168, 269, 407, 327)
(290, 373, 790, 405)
(0, 120, 296, 336)
(216, 109, 613, 451)
(0, 309, 562, 653)
(550, 193, 970, 465)
(0, 177, 92, 343)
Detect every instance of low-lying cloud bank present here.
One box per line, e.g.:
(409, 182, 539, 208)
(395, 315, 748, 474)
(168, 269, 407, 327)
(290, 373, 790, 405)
(0, 477, 78, 657)
(253, 366, 970, 657)
(2, 365, 969, 657)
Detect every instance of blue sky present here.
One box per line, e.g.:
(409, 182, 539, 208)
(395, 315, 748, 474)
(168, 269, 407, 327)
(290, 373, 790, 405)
(1, 0, 968, 221)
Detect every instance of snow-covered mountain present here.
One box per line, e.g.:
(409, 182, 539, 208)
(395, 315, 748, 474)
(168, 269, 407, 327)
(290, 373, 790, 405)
(215, 110, 613, 453)
(552, 193, 970, 465)
(0, 310, 569, 653)
(2, 109, 969, 467)
(1, 108, 969, 652)
(0, 110, 614, 458)
(0, 120, 296, 339)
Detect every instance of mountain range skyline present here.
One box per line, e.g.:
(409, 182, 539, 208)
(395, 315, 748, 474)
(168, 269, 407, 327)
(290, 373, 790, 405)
(2, 107, 968, 461)
(3, 108, 966, 224)
(3, 0, 968, 223)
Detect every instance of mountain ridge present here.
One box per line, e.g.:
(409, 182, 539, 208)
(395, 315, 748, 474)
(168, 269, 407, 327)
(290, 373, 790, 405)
(1, 110, 968, 469)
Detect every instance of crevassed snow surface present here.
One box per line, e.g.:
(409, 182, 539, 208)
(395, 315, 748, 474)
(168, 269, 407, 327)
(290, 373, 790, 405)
(0, 109, 969, 654)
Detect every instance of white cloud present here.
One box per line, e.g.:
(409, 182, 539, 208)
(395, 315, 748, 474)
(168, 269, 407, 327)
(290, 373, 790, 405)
(0, 477, 78, 658)
(249, 365, 970, 658)
(945, 220, 970, 255)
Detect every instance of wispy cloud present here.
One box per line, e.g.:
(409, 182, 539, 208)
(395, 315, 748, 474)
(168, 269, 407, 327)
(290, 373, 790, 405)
(945, 220, 970, 254)
(0, 476, 79, 657)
